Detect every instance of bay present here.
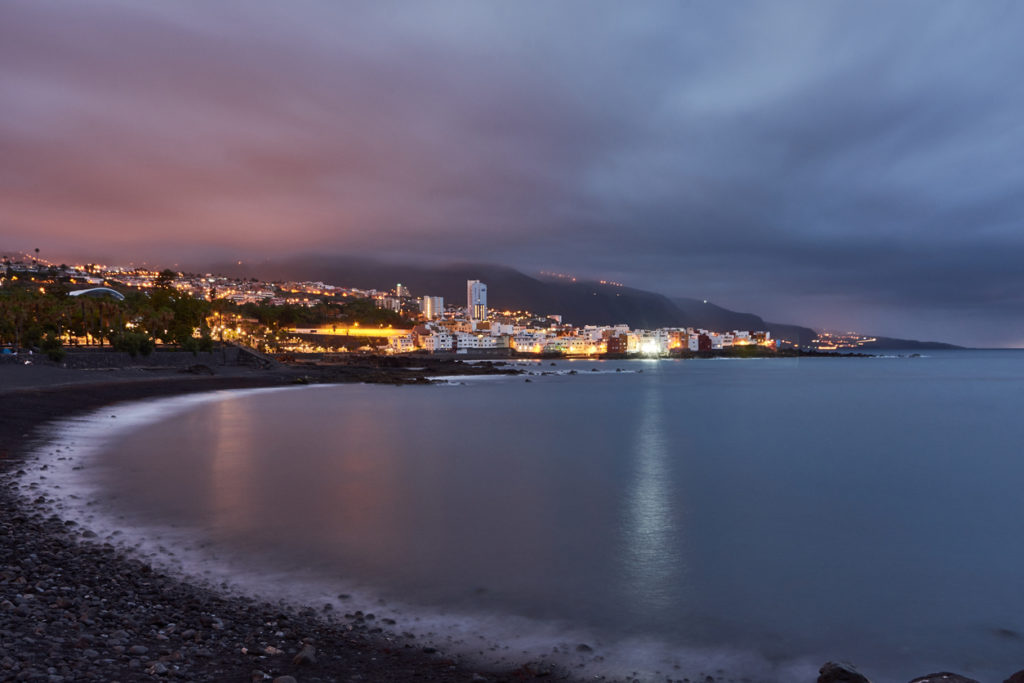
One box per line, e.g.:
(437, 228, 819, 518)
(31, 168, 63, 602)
(54, 352, 1024, 681)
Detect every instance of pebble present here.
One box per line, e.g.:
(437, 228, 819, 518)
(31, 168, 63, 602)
(292, 642, 317, 665)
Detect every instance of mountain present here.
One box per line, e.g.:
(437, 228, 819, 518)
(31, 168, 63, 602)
(854, 337, 963, 350)
(672, 297, 817, 345)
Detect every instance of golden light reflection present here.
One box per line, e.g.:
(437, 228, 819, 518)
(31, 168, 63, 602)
(207, 397, 258, 534)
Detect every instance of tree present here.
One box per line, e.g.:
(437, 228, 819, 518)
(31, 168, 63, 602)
(40, 332, 65, 362)
(154, 268, 177, 289)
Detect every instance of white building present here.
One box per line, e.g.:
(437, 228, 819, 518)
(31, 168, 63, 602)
(511, 331, 549, 353)
(421, 295, 444, 319)
(545, 336, 598, 355)
(467, 280, 487, 321)
(419, 331, 454, 352)
(374, 295, 401, 312)
(634, 329, 670, 355)
(454, 331, 504, 350)
(387, 334, 416, 354)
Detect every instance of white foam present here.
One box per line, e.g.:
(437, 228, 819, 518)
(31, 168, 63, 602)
(428, 374, 520, 383)
(15, 385, 819, 683)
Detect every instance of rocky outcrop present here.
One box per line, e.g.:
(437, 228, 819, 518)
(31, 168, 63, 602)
(818, 661, 871, 683)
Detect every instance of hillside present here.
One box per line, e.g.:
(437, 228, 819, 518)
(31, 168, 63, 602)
(206, 257, 691, 329)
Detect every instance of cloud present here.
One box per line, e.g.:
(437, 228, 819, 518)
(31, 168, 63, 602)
(2, 1, 1023, 345)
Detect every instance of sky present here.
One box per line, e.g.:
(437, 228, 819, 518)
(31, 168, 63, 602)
(2, 1, 1023, 347)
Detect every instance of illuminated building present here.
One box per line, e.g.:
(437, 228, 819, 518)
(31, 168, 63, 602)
(421, 295, 444, 319)
(467, 280, 487, 321)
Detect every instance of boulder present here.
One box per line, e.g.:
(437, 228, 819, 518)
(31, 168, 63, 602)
(819, 661, 871, 683)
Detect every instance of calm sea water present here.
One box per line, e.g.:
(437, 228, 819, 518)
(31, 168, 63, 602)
(40, 352, 1024, 681)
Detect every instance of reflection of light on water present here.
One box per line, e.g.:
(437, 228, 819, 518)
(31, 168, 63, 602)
(207, 397, 257, 534)
(621, 381, 681, 614)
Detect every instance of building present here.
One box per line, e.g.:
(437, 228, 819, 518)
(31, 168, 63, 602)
(419, 330, 454, 352)
(421, 295, 444, 320)
(467, 280, 487, 321)
(373, 294, 401, 312)
(387, 334, 416, 354)
(396, 283, 411, 298)
(606, 334, 629, 354)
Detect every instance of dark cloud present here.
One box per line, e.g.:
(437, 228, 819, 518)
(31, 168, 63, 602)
(2, 1, 1023, 346)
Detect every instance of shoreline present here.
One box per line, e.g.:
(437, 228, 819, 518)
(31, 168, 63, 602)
(0, 362, 569, 683)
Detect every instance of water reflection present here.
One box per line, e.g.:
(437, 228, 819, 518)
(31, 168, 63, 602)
(206, 396, 258, 534)
(620, 378, 682, 615)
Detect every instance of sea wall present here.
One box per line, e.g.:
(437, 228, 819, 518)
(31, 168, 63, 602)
(0, 346, 269, 369)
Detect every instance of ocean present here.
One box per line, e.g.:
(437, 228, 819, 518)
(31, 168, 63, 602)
(28, 351, 1024, 682)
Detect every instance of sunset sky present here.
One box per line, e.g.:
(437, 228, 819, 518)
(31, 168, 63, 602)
(3, 1, 1023, 346)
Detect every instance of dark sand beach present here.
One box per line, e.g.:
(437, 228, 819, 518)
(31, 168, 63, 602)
(0, 356, 560, 683)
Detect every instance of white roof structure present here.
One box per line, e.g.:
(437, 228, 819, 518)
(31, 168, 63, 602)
(68, 287, 125, 301)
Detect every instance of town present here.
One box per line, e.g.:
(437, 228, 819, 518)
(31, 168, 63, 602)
(0, 251, 876, 359)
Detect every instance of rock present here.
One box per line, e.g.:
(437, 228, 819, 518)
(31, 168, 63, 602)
(292, 643, 316, 665)
(273, 677, 298, 683)
(1004, 672, 1024, 683)
(908, 675, 980, 683)
(819, 661, 871, 683)
(128, 645, 149, 655)
(575, 643, 593, 653)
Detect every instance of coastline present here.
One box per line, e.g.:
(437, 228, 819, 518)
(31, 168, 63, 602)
(0, 361, 561, 683)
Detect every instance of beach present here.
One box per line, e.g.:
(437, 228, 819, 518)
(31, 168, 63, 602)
(0, 357, 552, 683)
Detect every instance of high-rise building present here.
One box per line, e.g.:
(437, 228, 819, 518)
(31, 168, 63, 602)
(396, 283, 411, 298)
(467, 280, 487, 321)
(421, 295, 444, 319)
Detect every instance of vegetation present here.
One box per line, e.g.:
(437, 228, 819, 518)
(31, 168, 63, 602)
(226, 297, 409, 329)
(0, 271, 211, 353)
(1, 269, 413, 357)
